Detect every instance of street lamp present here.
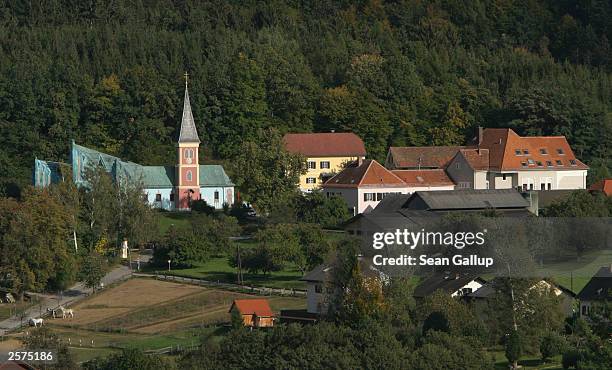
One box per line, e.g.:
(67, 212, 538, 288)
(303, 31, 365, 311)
(167, 260, 171, 271)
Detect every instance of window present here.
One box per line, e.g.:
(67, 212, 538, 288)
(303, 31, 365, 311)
(556, 160, 563, 166)
(541, 183, 545, 190)
(184, 149, 194, 163)
(521, 162, 528, 167)
(455, 162, 460, 169)
(536, 161, 543, 167)
(485, 180, 490, 189)
(569, 159, 577, 166)
(557, 148, 565, 155)
(315, 284, 323, 294)
(515, 149, 522, 156)
(186, 170, 192, 181)
(527, 159, 535, 165)
(320, 161, 330, 169)
(214, 191, 219, 200)
(546, 161, 553, 167)
(170, 193, 174, 201)
(364, 193, 375, 201)
(547, 183, 552, 190)
(376, 193, 384, 201)
(307, 161, 316, 169)
(502, 174, 507, 181)
(539, 148, 548, 155)
(523, 149, 530, 155)
(458, 182, 471, 189)
(155, 193, 162, 202)
(306, 177, 316, 184)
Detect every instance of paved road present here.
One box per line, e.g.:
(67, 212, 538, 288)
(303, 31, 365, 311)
(0, 265, 132, 336)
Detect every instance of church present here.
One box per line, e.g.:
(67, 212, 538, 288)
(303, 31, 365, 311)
(33, 81, 235, 211)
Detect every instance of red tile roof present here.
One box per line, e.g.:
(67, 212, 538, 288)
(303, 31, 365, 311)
(283, 133, 366, 157)
(324, 159, 406, 188)
(458, 148, 489, 170)
(391, 169, 455, 187)
(230, 299, 274, 317)
(589, 179, 612, 196)
(387, 146, 473, 169)
(479, 128, 588, 171)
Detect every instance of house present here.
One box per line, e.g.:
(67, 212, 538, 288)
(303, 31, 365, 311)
(33, 81, 234, 211)
(229, 299, 275, 328)
(455, 128, 588, 191)
(468, 279, 577, 317)
(321, 159, 409, 215)
(283, 132, 366, 192)
(589, 179, 612, 196)
(386, 128, 589, 192)
(413, 273, 486, 299)
(302, 258, 386, 315)
(386, 146, 471, 170)
(391, 169, 456, 192)
(577, 266, 612, 317)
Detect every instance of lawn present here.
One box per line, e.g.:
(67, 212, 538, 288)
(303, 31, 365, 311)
(541, 249, 612, 293)
(490, 350, 563, 369)
(159, 256, 307, 290)
(157, 211, 192, 235)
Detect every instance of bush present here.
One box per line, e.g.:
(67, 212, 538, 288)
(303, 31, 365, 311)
(505, 330, 522, 368)
(562, 349, 580, 369)
(540, 331, 566, 362)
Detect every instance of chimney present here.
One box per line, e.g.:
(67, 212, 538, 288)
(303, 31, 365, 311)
(358, 156, 363, 166)
(478, 126, 483, 146)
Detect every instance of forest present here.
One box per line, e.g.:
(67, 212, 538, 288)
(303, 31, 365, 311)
(1, 0, 611, 197)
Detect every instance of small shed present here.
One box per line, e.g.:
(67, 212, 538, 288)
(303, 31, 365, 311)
(229, 299, 275, 328)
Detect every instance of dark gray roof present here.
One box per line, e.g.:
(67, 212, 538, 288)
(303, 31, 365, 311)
(178, 86, 200, 143)
(371, 194, 411, 214)
(577, 266, 612, 301)
(301, 264, 332, 282)
(413, 273, 485, 298)
(406, 189, 530, 211)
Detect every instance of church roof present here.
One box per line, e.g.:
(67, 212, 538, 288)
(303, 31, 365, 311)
(178, 85, 200, 143)
(70, 142, 232, 189)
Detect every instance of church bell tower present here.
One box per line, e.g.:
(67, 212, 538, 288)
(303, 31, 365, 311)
(175, 73, 200, 210)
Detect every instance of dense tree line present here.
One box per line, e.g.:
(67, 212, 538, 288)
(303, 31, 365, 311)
(1, 0, 612, 198)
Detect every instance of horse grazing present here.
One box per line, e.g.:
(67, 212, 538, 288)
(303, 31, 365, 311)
(58, 306, 74, 319)
(29, 318, 43, 327)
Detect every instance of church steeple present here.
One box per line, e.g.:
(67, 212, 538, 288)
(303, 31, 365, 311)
(178, 72, 200, 144)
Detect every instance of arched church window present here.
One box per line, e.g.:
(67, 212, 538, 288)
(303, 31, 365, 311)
(184, 148, 194, 164)
(186, 170, 192, 182)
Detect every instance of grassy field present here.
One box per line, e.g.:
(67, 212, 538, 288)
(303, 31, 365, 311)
(542, 249, 612, 293)
(160, 256, 307, 290)
(0, 296, 41, 321)
(157, 211, 192, 235)
(41, 277, 304, 362)
(491, 350, 562, 369)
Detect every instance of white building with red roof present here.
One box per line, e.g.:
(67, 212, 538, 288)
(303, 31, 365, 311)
(322, 159, 455, 215)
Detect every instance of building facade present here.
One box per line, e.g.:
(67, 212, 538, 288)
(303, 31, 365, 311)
(283, 132, 367, 192)
(33, 82, 234, 211)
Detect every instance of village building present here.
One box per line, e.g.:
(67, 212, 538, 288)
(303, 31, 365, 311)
(229, 299, 275, 328)
(577, 265, 612, 317)
(386, 128, 589, 192)
(33, 81, 234, 211)
(589, 178, 612, 196)
(413, 273, 486, 300)
(282, 132, 366, 192)
(468, 279, 577, 317)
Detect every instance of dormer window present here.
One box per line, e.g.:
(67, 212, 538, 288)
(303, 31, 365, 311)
(569, 159, 577, 166)
(539, 148, 548, 155)
(557, 148, 565, 155)
(515, 149, 522, 156)
(556, 160, 563, 166)
(546, 161, 553, 167)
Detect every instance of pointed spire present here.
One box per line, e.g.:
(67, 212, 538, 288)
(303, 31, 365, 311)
(178, 72, 201, 143)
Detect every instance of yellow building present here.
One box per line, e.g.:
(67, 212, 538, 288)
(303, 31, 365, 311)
(283, 132, 367, 192)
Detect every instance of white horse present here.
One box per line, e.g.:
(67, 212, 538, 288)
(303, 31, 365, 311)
(29, 318, 43, 327)
(58, 306, 74, 319)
